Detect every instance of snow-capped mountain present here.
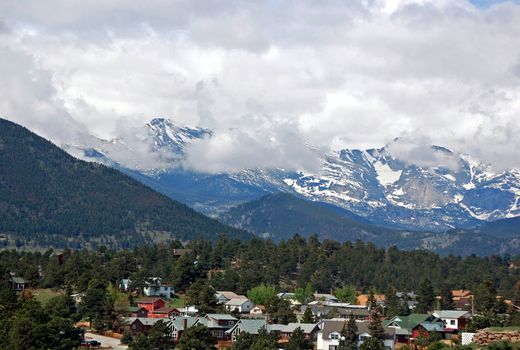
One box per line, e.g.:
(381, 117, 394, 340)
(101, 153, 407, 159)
(70, 118, 520, 231)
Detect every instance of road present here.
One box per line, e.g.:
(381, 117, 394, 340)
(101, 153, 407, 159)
(84, 332, 128, 350)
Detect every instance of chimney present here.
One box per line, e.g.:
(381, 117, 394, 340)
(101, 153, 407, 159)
(182, 317, 188, 331)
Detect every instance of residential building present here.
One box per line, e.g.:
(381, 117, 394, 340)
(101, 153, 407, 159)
(134, 297, 179, 318)
(357, 294, 386, 307)
(385, 314, 455, 340)
(451, 290, 473, 311)
(9, 276, 28, 291)
(314, 293, 339, 303)
(143, 277, 174, 298)
(250, 304, 265, 316)
(225, 297, 255, 313)
(198, 314, 238, 341)
(215, 291, 245, 304)
(125, 317, 169, 335)
(227, 318, 269, 341)
(317, 319, 399, 350)
(170, 316, 198, 342)
(433, 310, 471, 331)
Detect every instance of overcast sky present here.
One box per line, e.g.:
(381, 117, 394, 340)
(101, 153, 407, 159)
(1, 0, 520, 172)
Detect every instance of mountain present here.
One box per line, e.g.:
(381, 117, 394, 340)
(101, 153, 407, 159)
(220, 193, 520, 255)
(219, 192, 393, 241)
(0, 118, 252, 249)
(70, 118, 520, 232)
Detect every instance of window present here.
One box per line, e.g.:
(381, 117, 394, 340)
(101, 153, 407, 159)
(330, 333, 339, 340)
(450, 320, 456, 325)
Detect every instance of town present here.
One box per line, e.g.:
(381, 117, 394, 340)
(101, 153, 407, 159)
(1, 238, 519, 350)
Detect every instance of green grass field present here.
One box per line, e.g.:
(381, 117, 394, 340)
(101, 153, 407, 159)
(166, 294, 187, 308)
(488, 326, 520, 332)
(31, 288, 64, 304)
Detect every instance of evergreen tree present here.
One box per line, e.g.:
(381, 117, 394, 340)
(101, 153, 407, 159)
(416, 279, 435, 313)
(287, 327, 313, 350)
(251, 327, 278, 350)
(128, 334, 154, 350)
(384, 287, 400, 318)
(302, 306, 315, 323)
(474, 280, 497, 313)
(440, 285, 455, 310)
(360, 337, 384, 350)
(367, 289, 377, 310)
(368, 308, 385, 340)
(186, 280, 218, 314)
(177, 324, 214, 350)
(266, 297, 296, 325)
(339, 318, 358, 350)
(234, 331, 257, 350)
(78, 278, 113, 331)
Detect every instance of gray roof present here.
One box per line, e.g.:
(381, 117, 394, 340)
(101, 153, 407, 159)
(10, 277, 27, 284)
(275, 323, 319, 334)
(171, 316, 198, 331)
(226, 318, 268, 335)
(225, 298, 251, 306)
(206, 313, 238, 320)
(124, 317, 169, 326)
(320, 320, 398, 340)
(433, 310, 471, 319)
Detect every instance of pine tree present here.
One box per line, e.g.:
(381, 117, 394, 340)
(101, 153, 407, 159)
(416, 279, 435, 313)
(384, 287, 399, 318)
(302, 306, 315, 323)
(440, 285, 455, 310)
(339, 318, 358, 350)
(368, 308, 385, 340)
(287, 327, 313, 350)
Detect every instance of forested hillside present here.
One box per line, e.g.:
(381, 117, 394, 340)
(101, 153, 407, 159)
(220, 192, 397, 242)
(0, 118, 251, 248)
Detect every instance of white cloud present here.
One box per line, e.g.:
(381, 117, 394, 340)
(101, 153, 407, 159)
(1, 0, 520, 172)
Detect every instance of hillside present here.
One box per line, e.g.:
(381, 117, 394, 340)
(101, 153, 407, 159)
(220, 192, 399, 242)
(0, 118, 252, 249)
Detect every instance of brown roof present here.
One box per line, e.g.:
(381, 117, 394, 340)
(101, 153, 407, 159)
(136, 297, 165, 304)
(154, 307, 179, 314)
(451, 290, 472, 299)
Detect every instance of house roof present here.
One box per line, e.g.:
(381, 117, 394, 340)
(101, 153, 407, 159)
(433, 310, 471, 319)
(216, 291, 243, 300)
(387, 314, 433, 330)
(451, 290, 472, 298)
(272, 323, 318, 334)
(10, 276, 27, 284)
(171, 316, 198, 331)
(154, 307, 179, 314)
(226, 298, 251, 306)
(136, 297, 165, 304)
(314, 293, 338, 301)
(420, 323, 445, 332)
(226, 318, 268, 335)
(124, 317, 169, 326)
(206, 313, 238, 320)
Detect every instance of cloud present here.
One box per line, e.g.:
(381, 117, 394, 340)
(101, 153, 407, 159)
(1, 0, 520, 172)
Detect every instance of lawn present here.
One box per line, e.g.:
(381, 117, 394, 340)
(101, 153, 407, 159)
(166, 294, 187, 308)
(31, 288, 64, 304)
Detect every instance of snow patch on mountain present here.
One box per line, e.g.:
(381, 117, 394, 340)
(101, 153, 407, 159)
(373, 161, 402, 186)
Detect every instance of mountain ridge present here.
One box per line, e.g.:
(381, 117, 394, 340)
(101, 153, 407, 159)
(0, 118, 252, 249)
(70, 117, 520, 232)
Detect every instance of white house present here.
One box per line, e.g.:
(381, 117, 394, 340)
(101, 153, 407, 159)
(433, 310, 471, 331)
(215, 291, 244, 304)
(225, 297, 255, 313)
(317, 320, 397, 350)
(143, 277, 174, 298)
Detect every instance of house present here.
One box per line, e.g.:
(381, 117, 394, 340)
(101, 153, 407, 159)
(143, 277, 174, 298)
(119, 278, 131, 292)
(250, 305, 266, 316)
(134, 297, 179, 318)
(171, 316, 198, 342)
(385, 314, 452, 340)
(9, 276, 28, 291)
(178, 305, 199, 316)
(198, 314, 238, 341)
(215, 291, 245, 304)
(357, 294, 386, 307)
(317, 319, 399, 350)
(277, 292, 301, 305)
(451, 290, 473, 311)
(225, 298, 255, 313)
(226, 318, 269, 341)
(314, 293, 340, 303)
(433, 310, 471, 331)
(125, 317, 170, 335)
(270, 322, 320, 342)
(296, 304, 333, 321)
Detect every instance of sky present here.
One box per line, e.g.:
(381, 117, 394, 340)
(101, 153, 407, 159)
(1, 0, 520, 173)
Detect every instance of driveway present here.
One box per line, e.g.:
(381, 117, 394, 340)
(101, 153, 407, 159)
(84, 332, 128, 350)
